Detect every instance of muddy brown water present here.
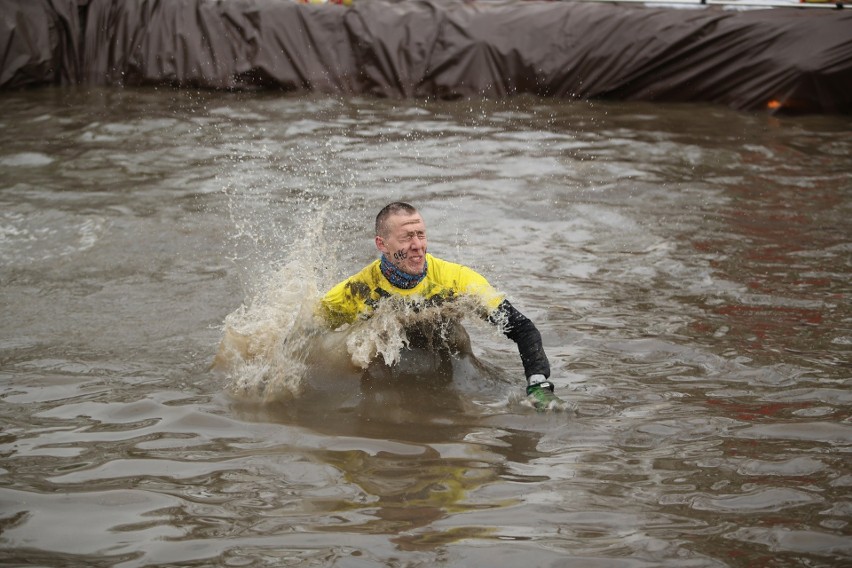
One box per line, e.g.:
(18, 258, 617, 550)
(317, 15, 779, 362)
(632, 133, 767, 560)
(1, 87, 850, 567)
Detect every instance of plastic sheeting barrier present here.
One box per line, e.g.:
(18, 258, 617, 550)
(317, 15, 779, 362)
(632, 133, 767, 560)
(1, 0, 850, 113)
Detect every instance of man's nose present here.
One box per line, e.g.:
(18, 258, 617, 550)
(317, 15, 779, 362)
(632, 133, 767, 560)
(410, 235, 425, 248)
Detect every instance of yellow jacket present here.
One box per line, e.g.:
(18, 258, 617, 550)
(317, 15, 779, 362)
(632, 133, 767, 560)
(320, 253, 503, 329)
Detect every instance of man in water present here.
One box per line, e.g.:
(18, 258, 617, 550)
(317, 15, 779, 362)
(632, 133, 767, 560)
(319, 202, 565, 411)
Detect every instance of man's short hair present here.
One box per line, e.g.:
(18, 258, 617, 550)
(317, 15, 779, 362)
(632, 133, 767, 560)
(375, 202, 418, 237)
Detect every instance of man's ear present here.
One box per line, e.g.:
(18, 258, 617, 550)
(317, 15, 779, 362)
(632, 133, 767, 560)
(375, 235, 388, 254)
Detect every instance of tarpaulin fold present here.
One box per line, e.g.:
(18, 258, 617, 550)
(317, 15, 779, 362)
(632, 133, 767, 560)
(1, 0, 850, 113)
(0, 0, 81, 88)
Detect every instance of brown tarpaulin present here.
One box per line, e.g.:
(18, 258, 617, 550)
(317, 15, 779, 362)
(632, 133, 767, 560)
(1, 0, 850, 113)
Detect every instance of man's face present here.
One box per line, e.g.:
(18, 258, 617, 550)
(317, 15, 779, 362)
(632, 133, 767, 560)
(376, 211, 427, 275)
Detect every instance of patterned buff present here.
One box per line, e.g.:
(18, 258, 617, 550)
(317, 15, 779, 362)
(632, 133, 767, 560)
(380, 254, 428, 289)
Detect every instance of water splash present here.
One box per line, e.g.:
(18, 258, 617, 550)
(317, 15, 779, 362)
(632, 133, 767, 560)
(217, 273, 499, 403)
(215, 257, 323, 402)
(209, 102, 522, 404)
(344, 295, 487, 370)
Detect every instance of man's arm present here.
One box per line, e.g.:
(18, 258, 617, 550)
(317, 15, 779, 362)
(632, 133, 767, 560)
(489, 299, 550, 379)
(489, 299, 568, 411)
(318, 279, 369, 329)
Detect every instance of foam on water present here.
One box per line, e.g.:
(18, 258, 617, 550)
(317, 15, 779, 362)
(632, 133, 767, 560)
(0, 209, 107, 265)
(0, 152, 54, 167)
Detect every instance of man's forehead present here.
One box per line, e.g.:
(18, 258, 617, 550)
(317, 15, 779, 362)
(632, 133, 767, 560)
(390, 213, 425, 229)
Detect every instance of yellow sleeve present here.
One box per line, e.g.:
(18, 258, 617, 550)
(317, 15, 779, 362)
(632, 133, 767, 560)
(318, 262, 378, 329)
(457, 265, 504, 312)
(428, 255, 504, 313)
(319, 281, 357, 329)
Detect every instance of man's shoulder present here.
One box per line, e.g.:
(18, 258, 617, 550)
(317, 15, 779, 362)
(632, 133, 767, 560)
(425, 253, 501, 307)
(426, 253, 448, 266)
(426, 254, 462, 275)
(426, 254, 483, 282)
(325, 259, 380, 293)
(349, 258, 382, 284)
(357, 257, 381, 274)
